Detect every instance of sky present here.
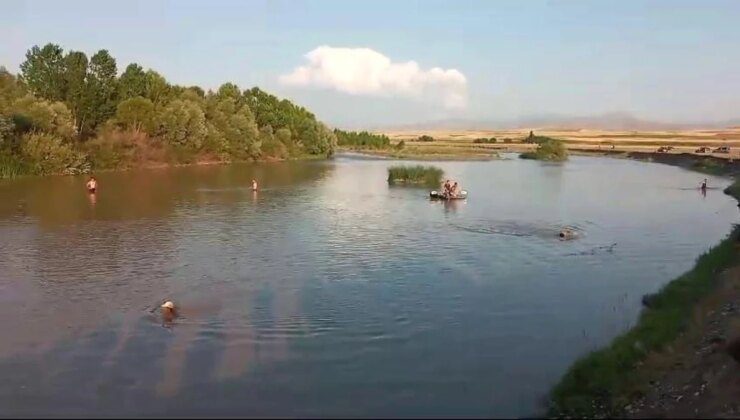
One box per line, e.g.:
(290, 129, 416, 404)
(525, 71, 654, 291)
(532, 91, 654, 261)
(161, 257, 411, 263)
(2, 0, 740, 128)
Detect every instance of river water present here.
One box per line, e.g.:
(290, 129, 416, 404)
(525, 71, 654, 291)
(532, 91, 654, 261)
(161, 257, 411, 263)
(0, 154, 736, 417)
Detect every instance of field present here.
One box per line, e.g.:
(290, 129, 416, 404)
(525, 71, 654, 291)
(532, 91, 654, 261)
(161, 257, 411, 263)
(377, 127, 740, 159)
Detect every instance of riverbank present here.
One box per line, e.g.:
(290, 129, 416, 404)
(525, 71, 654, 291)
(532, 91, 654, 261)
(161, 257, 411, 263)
(548, 154, 740, 417)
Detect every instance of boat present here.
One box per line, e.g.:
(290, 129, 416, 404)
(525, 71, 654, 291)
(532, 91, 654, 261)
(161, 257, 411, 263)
(430, 190, 468, 200)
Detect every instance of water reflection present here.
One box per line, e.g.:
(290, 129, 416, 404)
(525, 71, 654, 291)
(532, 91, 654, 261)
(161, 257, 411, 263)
(0, 155, 737, 417)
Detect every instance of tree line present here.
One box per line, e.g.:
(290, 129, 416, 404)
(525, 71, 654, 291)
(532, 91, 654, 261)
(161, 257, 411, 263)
(0, 43, 337, 176)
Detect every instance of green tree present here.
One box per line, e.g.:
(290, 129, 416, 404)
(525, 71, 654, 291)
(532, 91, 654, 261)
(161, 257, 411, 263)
(144, 70, 170, 105)
(12, 95, 75, 138)
(20, 132, 87, 175)
(82, 50, 118, 133)
(19, 43, 67, 102)
(63, 51, 89, 135)
(115, 96, 155, 133)
(118, 63, 147, 100)
(159, 99, 207, 149)
(217, 83, 241, 102)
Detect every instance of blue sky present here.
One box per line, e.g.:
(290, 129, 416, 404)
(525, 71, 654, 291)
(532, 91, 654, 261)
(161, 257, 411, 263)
(3, 0, 740, 128)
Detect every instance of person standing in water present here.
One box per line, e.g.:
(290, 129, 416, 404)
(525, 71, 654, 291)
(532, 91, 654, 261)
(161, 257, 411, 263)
(251, 179, 258, 191)
(701, 178, 707, 192)
(86, 176, 98, 194)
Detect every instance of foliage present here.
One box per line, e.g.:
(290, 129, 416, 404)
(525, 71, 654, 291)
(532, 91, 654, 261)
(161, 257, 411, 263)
(115, 96, 155, 133)
(387, 165, 444, 187)
(20, 132, 88, 175)
(520, 137, 568, 161)
(473, 137, 497, 144)
(158, 99, 207, 149)
(0, 41, 337, 178)
(12, 95, 75, 138)
(335, 129, 391, 149)
(417, 135, 435, 142)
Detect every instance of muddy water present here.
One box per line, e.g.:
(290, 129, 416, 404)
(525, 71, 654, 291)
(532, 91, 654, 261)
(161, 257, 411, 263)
(0, 155, 736, 417)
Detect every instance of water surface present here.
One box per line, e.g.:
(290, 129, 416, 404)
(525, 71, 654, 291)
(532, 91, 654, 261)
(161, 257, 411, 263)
(0, 154, 736, 417)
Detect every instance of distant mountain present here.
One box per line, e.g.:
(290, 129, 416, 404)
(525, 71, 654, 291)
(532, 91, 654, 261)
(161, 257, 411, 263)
(374, 113, 740, 131)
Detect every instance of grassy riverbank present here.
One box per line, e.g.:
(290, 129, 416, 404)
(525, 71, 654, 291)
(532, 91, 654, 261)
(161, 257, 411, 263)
(549, 177, 740, 417)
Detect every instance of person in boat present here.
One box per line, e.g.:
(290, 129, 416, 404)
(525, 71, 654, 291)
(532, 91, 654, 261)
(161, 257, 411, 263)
(442, 179, 451, 198)
(86, 176, 98, 194)
(451, 182, 460, 198)
(252, 179, 258, 191)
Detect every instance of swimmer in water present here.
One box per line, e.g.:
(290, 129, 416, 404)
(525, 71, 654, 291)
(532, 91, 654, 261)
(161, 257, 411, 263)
(86, 176, 97, 194)
(700, 178, 707, 191)
(251, 179, 258, 191)
(161, 301, 177, 324)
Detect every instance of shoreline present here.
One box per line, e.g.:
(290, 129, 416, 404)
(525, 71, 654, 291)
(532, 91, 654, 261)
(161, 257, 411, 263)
(548, 153, 740, 418)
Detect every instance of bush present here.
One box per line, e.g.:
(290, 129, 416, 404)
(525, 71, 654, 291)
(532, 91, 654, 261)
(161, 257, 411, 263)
(20, 132, 88, 175)
(395, 140, 405, 150)
(503, 138, 513, 144)
(417, 135, 435, 142)
(473, 137, 497, 144)
(520, 138, 568, 161)
(387, 165, 443, 187)
(335, 129, 391, 149)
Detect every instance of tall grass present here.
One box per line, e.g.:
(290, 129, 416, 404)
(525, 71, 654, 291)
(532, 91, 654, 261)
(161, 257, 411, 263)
(0, 153, 30, 178)
(549, 180, 740, 417)
(387, 165, 443, 187)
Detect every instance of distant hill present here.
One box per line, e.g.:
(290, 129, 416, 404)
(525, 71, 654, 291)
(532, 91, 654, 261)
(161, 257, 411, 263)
(374, 113, 740, 132)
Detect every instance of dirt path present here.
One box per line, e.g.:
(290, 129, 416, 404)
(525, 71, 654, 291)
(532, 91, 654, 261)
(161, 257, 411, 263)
(627, 265, 740, 418)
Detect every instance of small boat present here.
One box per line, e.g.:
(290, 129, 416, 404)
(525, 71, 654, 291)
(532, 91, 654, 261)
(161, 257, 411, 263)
(430, 190, 468, 200)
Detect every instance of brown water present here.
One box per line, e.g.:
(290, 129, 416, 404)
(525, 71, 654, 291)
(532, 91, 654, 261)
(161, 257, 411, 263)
(0, 154, 736, 417)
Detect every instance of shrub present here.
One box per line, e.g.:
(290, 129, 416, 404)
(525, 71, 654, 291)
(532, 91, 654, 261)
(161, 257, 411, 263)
(417, 135, 435, 142)
(20, 132, 88, 175)
(473, 137, 497, 144)
(520, 138, 568, 161)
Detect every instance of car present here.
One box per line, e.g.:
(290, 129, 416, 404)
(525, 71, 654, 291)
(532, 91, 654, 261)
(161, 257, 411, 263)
(696, 146, 711, 153)
(713, 146, 730, 154)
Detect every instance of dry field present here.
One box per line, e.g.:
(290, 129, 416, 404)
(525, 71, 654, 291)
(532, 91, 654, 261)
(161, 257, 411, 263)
(377, 128, 740, 159)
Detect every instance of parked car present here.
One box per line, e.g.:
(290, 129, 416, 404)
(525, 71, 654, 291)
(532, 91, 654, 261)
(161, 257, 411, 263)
(696, 146, 711, 153)
(713, 146, 730, 154)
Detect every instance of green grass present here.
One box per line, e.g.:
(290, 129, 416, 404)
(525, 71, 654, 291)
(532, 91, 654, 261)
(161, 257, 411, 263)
(387, 165, 443, 187)
(549, 180, 740, 417)
(0, 153, 30, 178)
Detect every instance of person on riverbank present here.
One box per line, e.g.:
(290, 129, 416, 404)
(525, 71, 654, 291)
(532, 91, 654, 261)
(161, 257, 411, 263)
(252, 179, 258, 191)
(86, 176, 98, 194)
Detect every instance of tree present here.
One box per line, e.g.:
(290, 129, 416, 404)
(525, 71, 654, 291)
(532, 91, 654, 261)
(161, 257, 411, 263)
(144, 70, 170, 105)
(81, 50, 118, 134)
(12, 95, 75, 138)
(19, 43, 67, 102)
(115, 96, 155, 133)
(118, 63, 147, 100)
(217, 83, 241, 102)
(63, 51, 89, 135)
(20, 132, 87, 175)
(159, 99, 207, 149)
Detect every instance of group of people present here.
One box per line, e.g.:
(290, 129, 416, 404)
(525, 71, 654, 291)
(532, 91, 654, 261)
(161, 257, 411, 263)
(441, 179, 461, 198)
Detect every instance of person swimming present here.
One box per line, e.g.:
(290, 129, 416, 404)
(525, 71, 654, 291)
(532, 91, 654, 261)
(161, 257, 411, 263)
(86, 176, 97, 193)
(251, 179, 258, 191)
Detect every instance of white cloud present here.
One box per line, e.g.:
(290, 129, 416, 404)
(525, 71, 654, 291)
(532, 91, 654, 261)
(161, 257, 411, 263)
(279, 46, 467, 109)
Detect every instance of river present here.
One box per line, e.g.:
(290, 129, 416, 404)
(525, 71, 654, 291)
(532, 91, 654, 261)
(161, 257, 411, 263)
(0, 153, 736, 417)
